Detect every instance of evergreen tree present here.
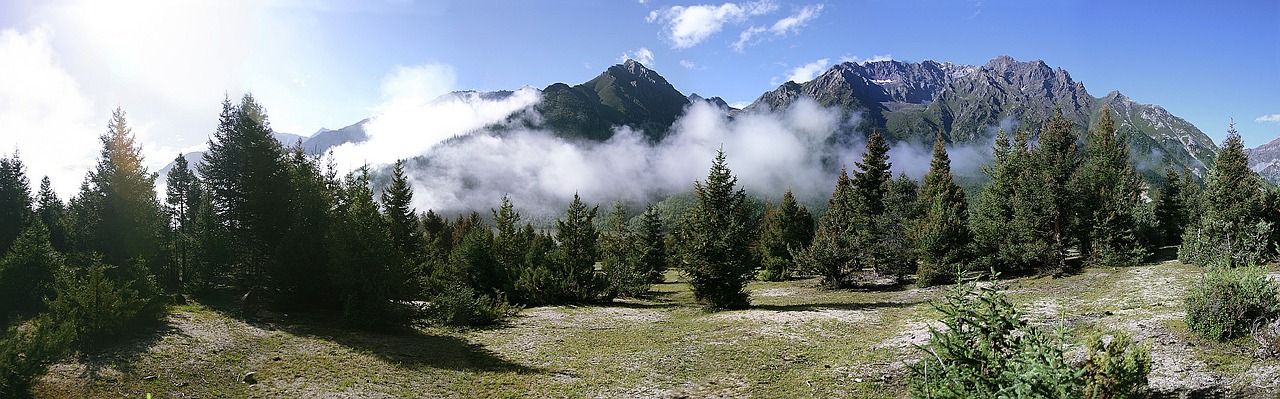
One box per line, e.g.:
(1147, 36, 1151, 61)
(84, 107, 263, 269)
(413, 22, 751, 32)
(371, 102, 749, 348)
(327, 168, 409, 327)
(879, 173, 920, 278)
(600, 202, 649, 297)
(165, 154, 200, 290)
(553, 193, 601, 302)
(199, 95, 289, 291)
(0, 222, 60, 322)
(673, 150, 755, 309)
(1028, 110, 1081, 273)
(490, 195, 524, 298)
(1179, 123, 1270, 266)
(758, 189, 814, 281)
(275, 146, 337, 307)
(1153, 165, 1189, 247)
(849, 132, 900, 277)
(637, 205, 667, 283)
(973, 129, 1046, 274)
(796, 168, 858, 287)
(381, 160, 424, 263)
(189, 185, 232, 291)
(1073, 109, 1145, 267)
(0, 153, 32, 255)
(35, 176, 69, 253)
(73, 108, 166, 270)
(912, 132, 971, 286)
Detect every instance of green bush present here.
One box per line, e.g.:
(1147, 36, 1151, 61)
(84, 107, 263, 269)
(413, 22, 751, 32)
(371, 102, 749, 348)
(911, 280, 1152, 398)
(423, 282, 520, 327)
(1185, 264, 1280, 341)
(1080, 331, 1151, 399)
(1178, 220, 1273, 267)
(46, 259, 161, 349)
(0, 317, 70, 398)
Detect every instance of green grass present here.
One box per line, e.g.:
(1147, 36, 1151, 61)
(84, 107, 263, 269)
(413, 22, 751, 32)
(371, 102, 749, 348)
(30, 262, 1280, 398)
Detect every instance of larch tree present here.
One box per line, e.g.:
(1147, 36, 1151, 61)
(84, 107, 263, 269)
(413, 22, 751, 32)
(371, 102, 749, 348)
(674, 149, 756, 309)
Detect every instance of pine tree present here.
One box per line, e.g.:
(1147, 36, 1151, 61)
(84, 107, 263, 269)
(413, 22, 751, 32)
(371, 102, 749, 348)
(0, 153, 32, 255)
(637, 205, 667, 283)
(199, 95, 289, 291)
(850, 132, 899, 277)
(674, 150, 755, 309)
(1179, 123, 1269, 266)
(165, 154, 200, 290)
(1073, 108, 1145, 267)
(796, 168, 858, 287)
(758, 189, 814, 281)
(381, 160, 424, 264)
(490, 195, 524, 298)
(35, 176, 69, 253)
(912, 132, 971, 286)
(880, 173, 920, 277)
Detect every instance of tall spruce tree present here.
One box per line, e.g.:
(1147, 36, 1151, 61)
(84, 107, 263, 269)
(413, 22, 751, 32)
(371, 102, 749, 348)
(674, 149, 755, 309)
(973, 129, 1045, 274)
(637, 205, 667, 283)
(490, 195, 525, 299)
(0, 221, 60, 321)
(796, 168, 858, 287)
(1029, 110, 1081, 273)
(850, 132, 898, 276)
(1153, 165, 1189, 247)
(1178, 123, 1269, 266)
(880, 173, 920, 277)
(328, 168, 408, 327)
(275, 146, 336, 307)
(70, 108, 166, 287)
(199, 95, 290, 291)
(1073, 109, 1145, 267)
(553, 193, 601, 303)
(381, 160, 424, 264)
(0, 153, 32, 255)
(165, 154, 200, 290)
(757, 189, 814, 281)
(912, 132, 971, 286)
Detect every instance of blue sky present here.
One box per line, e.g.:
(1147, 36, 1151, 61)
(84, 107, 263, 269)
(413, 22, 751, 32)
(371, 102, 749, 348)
(0, 0, 1277, 195)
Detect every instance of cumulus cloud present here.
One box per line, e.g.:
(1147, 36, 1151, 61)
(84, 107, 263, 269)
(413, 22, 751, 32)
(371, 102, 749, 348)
(620, 47, 656, 66)
(772, 58, 830, 85)
(0, 27, 103, 197)
(1256, 114, 1280, 123)
(733, 4, 823, 51)
(328, 63, 539, 172)
(647, 1, 778, 49)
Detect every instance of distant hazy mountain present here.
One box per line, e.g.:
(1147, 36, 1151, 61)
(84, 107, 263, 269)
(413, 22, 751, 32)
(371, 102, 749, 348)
(1246, 137, 1280, 185)
(746, 56, 1217, 177)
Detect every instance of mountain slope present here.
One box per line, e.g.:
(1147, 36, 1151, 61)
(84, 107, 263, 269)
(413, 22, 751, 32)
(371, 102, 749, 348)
(1246, 137, 1280, 184)
(746, 56, 1217, 175)
(529, 59, 690, 142)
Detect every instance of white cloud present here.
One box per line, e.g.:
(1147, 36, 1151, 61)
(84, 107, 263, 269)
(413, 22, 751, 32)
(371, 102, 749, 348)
(1256, 114, 1280, 123)
(0, 27, 103, 198)
(620, 47, 656, 66)
(771, 58, 829, 86)
(732, 4, 823, 51)
(839, 53, 894, 64)
(648, 1, 778, 49)
(679, 59, 704, 70)
(329, 63, 540, 173)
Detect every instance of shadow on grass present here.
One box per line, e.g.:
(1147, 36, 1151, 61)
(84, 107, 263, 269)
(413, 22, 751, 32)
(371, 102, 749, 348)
(73, 309, 183, 381)
(192, 287, 542, 375)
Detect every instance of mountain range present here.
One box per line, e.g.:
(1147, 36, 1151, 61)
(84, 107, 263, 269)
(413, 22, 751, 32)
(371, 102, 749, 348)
(168, 56, 1248, 190)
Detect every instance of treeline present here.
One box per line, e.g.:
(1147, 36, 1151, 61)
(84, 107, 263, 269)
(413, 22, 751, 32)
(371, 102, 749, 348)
(1, 95, 1277, 394)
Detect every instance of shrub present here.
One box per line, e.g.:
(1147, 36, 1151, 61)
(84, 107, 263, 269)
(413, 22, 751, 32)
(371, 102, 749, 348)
(46, 259, 161, 349)
(0, 317, 70, 398)
(423, 282, 520, 327)
(1185, 264, 1280, 341)
(1178, 219, 1273, 267)
(910, 280, 1152, 398)
(1080, 331, 1151, 399)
